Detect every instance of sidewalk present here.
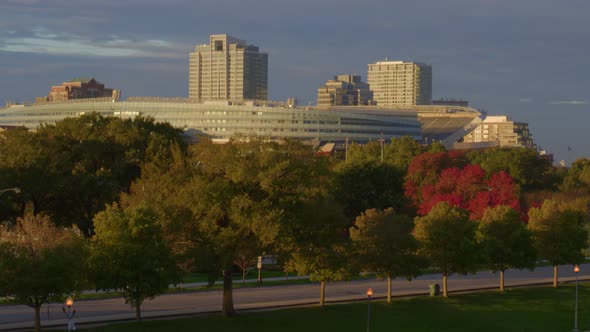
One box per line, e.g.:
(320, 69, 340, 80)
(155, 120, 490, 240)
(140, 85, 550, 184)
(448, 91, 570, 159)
(80, 275, 310, 295)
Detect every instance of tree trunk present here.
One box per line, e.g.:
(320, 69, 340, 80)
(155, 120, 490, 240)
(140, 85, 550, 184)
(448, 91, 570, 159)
(387, 273, 392, 303)
(500, 270, 505, 292)
(34, 305, 41, 332)
(242, 269, 246, 284)
(222, 268, 235, 316)
(442, 274, 448, 297)
(320, 281, 326, 306)
(553, 265, 558, 288)
(135, 304, 141, 322)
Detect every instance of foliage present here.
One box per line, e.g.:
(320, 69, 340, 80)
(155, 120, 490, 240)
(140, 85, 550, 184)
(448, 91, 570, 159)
(561, 158, 590, 193)
(467, 147, 555, 191)
(414, 163, 520, 220)
(350, 208, 424, 302)
(0, 114, 185, 232)
(384, 136, 445, 170)
(404, 151, 468, 207)
(284, 196, 352, 305)
(332, 160, 405, 219)
(414, 202, 478, 295)
(186, 138, 330, 315)
(89, 204, 180, 321)
(0, 214, 87, 332)
(346, 141, 381, 164)
(528, 199, 587, 266)
(346, 136, 446, 171)
(477, 205, 536, 290)
(350, 208, 423, 279)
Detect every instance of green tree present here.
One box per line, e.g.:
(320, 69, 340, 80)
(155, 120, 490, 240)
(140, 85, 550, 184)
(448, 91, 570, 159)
(350, 208, 424, 303)
(477, 205, 537, 291)
(284, 196, 352, 306)
(347, 141, 381, 164)
(187, 138, 327, 316)
(561, 158, 590, 193)
(414, 202, 478, 297)
(0, 214, 87, 332)
(333, 161, 405, 219)
(467, 147, 554, 191)
(0, 114, 185, 232)
(89, 204, 180, 321)
(528, 199, 587, 287)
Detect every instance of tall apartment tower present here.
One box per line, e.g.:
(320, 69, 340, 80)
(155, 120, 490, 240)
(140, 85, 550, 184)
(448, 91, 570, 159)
(189, 34, 268, 102)
(367, 60, 432, 106)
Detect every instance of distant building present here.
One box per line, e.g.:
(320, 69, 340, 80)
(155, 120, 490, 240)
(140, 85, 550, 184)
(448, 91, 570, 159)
(461, 115, 534, 148)
(45, 78, 118, 102)
(316, 74, 372, 107)
(189, 34, 268, 102)
(432, 98, 469, 107)
(367, 60, 432, 106)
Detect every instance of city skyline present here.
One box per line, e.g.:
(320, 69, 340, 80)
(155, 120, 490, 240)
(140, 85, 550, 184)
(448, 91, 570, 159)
(0, 0, 588, 164)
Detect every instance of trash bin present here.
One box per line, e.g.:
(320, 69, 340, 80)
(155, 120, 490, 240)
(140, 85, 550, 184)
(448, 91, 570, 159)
(429, 283, 440, 296)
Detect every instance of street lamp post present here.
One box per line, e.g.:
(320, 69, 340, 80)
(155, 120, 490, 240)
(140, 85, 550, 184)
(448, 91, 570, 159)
(257, 256, 262, 284)
(366, 288, 373, 332)
(62, 296, 76, 332)
(573, 265, 580, 332)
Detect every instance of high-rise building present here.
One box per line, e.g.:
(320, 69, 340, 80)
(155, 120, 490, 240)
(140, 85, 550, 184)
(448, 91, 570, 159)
(367, 60, 432, 106)
(316, 74, 372, 107)
(189, 34, 268, 102)
(461, 115, 534, 148)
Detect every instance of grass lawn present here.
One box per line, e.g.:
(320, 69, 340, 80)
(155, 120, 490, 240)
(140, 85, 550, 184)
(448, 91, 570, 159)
(76, 283, 590, 332)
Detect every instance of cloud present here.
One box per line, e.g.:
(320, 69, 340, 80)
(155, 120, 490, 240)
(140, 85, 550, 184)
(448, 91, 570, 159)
(0, 27, 185, 59)
(550, 100, 587, 105)
(519, 98, 532, 103)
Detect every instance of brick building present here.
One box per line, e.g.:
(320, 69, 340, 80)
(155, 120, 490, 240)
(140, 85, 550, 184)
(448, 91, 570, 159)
(46, 78, 118, 102)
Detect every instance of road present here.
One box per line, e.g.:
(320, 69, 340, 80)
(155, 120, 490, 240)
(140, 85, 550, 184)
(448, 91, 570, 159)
(1, 264, 588, 331)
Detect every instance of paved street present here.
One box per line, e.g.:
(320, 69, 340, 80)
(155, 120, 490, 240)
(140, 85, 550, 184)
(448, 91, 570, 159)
(1, 264, 588, 331)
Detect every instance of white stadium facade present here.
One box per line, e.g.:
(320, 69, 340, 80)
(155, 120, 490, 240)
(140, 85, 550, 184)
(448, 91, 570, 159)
(0, 97, 481, 149)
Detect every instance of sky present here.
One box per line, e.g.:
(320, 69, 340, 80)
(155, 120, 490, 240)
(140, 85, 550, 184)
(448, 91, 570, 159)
(0, 0, 588, 164)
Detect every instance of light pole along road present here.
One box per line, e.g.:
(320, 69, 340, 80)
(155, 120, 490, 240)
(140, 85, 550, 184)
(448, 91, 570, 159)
(0, 263, 588, 331)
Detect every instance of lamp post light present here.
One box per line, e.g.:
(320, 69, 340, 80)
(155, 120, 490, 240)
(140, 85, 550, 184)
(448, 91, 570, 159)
(0, 187, 20, 196)
(257, 256, 263, 284)
(366, 288, 373, 332)
(62, 296, 76, 332)
(573, 265, 580, 332)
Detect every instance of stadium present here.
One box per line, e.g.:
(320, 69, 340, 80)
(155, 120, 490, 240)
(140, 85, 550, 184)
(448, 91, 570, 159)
(0, 98, 481, 149)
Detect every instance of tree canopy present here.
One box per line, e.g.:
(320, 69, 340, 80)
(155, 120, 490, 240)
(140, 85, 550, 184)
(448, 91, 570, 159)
(0, 214, 87, 332)
(467, 147, 555, 191)
(477, 205, 536, 291)
(89, 204, 180, 321)
(350, 208, 424, 302)
(528, 199, 587, 287)
(414, 202, 478, 297)
(0, 114, 185, 233)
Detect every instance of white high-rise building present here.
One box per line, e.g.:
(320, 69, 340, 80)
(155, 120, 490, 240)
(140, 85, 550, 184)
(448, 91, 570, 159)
(367, 60, 432, 106)
(189, 34, 268, 102)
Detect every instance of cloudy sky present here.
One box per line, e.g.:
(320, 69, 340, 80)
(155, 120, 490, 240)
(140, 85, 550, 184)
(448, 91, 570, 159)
(0, 0, 588, 164)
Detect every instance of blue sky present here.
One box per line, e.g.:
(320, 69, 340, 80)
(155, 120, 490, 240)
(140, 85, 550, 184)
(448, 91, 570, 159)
(0, 0, 588, 164)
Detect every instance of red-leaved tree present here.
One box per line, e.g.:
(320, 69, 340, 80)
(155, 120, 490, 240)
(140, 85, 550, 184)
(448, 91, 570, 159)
(404, 151, 467, 206)
(409, 161, 521, 220)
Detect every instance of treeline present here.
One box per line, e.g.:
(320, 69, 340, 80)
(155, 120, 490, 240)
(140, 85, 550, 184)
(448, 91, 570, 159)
(1, 115, 589, 332)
